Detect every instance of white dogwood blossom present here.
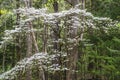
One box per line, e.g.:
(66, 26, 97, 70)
(0, 3, 116, 80)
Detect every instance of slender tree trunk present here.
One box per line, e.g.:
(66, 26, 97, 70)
(43, 24, 47, 53)
(29, 22, 39, 53)
(16, 0, 22, 62)
(52, 1, 62, 80)
(2, 20, 7, 73)
(25, 0, 39, 53)
(65, 0, 81, 80)
(2, 54, 5, 72)
(2, 45, 6, 72)
(23, 0, 45, 80)
(26, 24, 33, 80)
(25, 0, 33, 80)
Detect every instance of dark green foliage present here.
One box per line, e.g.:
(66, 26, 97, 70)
(86, 0, 120, 21)
(77, 23, 120, 80)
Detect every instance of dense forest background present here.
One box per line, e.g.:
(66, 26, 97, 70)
(0, 0, 120, 80)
